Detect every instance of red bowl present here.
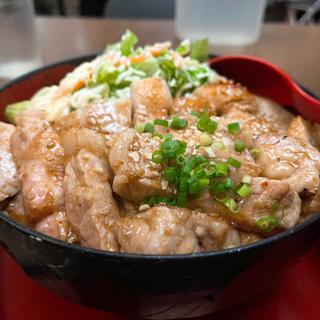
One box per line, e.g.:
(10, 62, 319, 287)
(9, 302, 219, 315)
(0, 56, 320, 319)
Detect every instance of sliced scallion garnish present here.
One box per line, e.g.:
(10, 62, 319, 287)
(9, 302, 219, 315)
(228, 157, 241, 168)
(200, 133, 212, 146)
(210, 178, 234, 194)
(250, 148, 261, 158)
(170, 116, 188, 129)
(164, 167, 178, 184)
(161, 138, 187, 160)
(215, 162, 229, 176)
(152, 150, 164, 164)
(135, 123, 145, 133)
(176, 154, 186, 165)
(144, 122, 155, 133)
(256, 216, 278, 232)
(153, 132, 164, 139)
(228, 122, 240, 135)
(237, 183, 251, 198)
(224, 198, 239, 213)
(211, 140, 226, 150)
(235, 139, 246, 152)
(154, 118, 169, 127)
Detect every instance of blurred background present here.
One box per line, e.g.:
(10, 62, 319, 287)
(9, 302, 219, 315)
(1, 0, 319, 82)
(34, 0, 320, 24)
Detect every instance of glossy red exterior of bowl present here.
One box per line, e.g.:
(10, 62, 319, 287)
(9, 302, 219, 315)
(0, 56, 320, 319)
(3, 240, 320, 320)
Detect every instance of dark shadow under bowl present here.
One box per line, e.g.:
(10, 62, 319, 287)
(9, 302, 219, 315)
(0, 55, 319, 319)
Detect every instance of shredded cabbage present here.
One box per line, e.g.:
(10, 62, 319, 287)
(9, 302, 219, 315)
(70, 83, 109, 109)
(190, 38, 209, 62)
(5, 30, 223, 122)
(120, 30, 138, 56)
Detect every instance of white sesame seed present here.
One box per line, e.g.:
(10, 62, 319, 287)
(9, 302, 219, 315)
(145, 152, 152, 160)
(128, 151, 140, 162)
(139, 204, 150, 211)
(161, 180, 169, 189)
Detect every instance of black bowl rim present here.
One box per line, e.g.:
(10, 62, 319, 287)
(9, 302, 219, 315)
(1, 54, 320, 261)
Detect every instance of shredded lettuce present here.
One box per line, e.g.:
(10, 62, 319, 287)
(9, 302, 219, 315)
(120, 30, 138, 56)
(89, 35, 216, 98)
(96, 63, 121, 85)
(157, 52, 214, 96)
(70, 83, 109, 109)
(5, 100, 31, 123)
(190, 38, 209, 62)
(132, 57, 159, 76)
(31, 86, 71, 120)
(5, 31, 222, 121)
(176, 39, 191, 56)
(94, 63, 146, 96)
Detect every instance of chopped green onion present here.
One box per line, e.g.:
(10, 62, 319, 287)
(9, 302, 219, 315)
(176, 154, 186, 165)
(210, 178, 235, 194)
(211, 140, 226, 150)
(161, 139, 187, 160)
(188, 177, 201, 194)
(200, 133, 212, 146)
(228, 157, 241, 168)
(177, 191, 187, 207)
(207, 120, 218, 134)
(237, 184, 251, 197)
(164, 167, 178, 183)
(224, 198, 239, 213)
(214, 194, 228, 202)
(179, 176, 189, 192)
(142, 196, 156, 206)
(191, 165, 206, 179)
(188, 176, 209, 194)
(224, 177, 235, 190)
(256, 216, 278, 232)
(242, 175, 252, 184)
(191, 110, 201, 117)
(210, 182, 225, 194)
(144, 122, 155, 133)
(199, 178, 210, 188)
(134, 123, 145, 133)
(120, 30, 138, 56)
(198, 118, 214, 133)
(143, 196, 177, 207)
(182, 155, 207, 175)
(215, 162, 229, 176)
(161, 196, 177, 206)
(235, 139, 246, 152)
(154, 119, 169, 127)
(202, 163, 216, 177)
(197, 116, 217, 134)
(152, 150, 163, 164)
(153, 132, 164, 139)
(250, 148, 261, 158)
(170, 116, 188, 129)
(228, 122, 240, 135)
